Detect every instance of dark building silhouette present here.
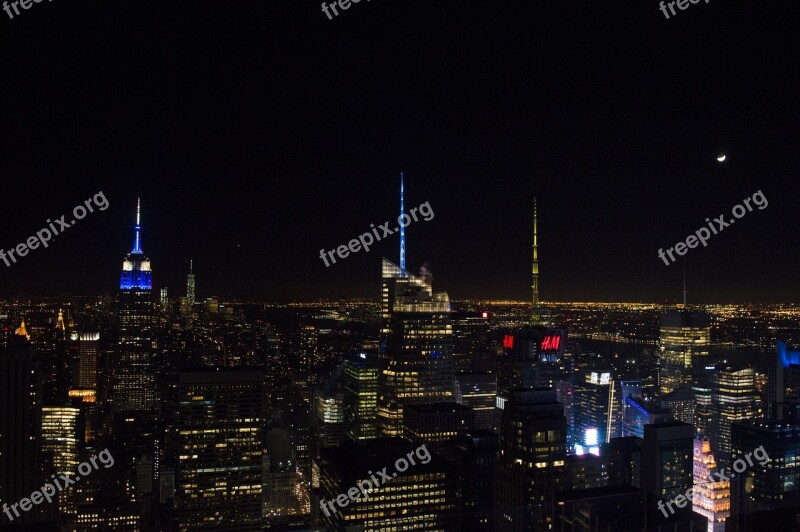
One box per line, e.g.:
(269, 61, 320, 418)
(402, 402, 475, 447)
(498, 388, 567, 531)
(0, 327, 48, 525)
(641, 421, 693, 502)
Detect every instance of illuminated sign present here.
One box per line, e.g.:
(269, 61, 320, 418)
(589, 372, 611, 385)
(540, 335, 561, 351)
(482, 311, 489, 319)
(503, 334, 514, 349)
(585, 428, 598, 446)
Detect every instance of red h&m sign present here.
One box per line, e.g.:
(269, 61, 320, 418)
(540, 335, 560, 351)
(503, 334, 514, 349)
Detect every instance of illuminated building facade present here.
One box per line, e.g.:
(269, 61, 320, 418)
(42, 406, 81, 516)
(662, 385, 695, 427)
(768, 341, 800, 420)
(176, 371, 265, 530)
(298, 324, 318, 384)
(565, 453, 609, 491)
(711, 367, 758, 466)
(377, 258, 454, 436)
(498, 388, 567, 531)
(572, 370, 622, 446)
(316, 438, 454, 531)
(499, 327, 566, 393)
(658, 310, 710, 395)
(75, 505, 141, 530)
(114, 199, 157, 413)
(692, 437, 730, 532)
(622, 396, 672, 439)
(343, 354, 378, 441)
(314, 391, 347, 449)
(77, 331, 99, 389)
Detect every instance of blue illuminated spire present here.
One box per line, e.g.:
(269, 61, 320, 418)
(132, 197, 142, 253)
(400, 173, 406, 272)
(120, 197, 152, 290)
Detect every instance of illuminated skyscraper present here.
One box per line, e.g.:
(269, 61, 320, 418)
(42, 406, 81, 516)
(343, 354, 378, 441)
(377, 259, 454, 436)
(658, 310, 710, 395)
(692, 437, 730, 532)
(186, 259, 195, 308)
(114, 198, 157, 413)
(710, 367, 758, 465)
(68, 332, 99, 443)
(77, 332, 99, 390)
(176, 371, 265, 530)
(572, 370, 623, 447)
(314, 390, 347, 449)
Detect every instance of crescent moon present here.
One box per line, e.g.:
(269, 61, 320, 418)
(717, 154, 726, 162)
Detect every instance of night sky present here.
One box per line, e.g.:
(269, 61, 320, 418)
(0, 0, 798, 302)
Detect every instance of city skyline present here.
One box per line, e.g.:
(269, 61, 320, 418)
(0, 2, 798, 302)
(1, 2, 799, 529)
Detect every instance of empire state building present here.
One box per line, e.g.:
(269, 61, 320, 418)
(113, 198, 157, 413)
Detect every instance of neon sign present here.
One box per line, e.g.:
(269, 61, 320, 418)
(540, 335, 561, 351)
(589, 372, 611, 385)
(503, 334, 514, 349)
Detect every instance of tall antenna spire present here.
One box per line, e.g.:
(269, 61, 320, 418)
(682, 258, 687, 307)
(399, 172, 406, 272)
(531, 196, 540, 325)
(132, 197, 142, 253)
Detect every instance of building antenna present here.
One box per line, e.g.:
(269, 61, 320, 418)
(531, 196, 540, 325)
(682, 258, 687, 307)
(400, 172, 406, 272)
(132, 197, 142, 253)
